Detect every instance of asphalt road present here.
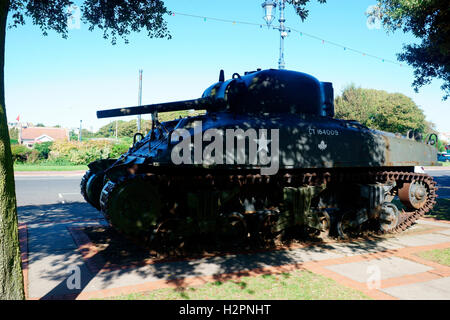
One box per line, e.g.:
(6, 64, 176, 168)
(14, 169, 450, 208)
(15, 176, 85, 207)
(429, 170, 450, 199)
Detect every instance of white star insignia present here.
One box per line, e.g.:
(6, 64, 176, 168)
(254, 132, 271, 153)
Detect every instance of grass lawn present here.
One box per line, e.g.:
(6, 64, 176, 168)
(14, 163, 88, 171)
(416, 248, 450, 267)
(106, 270, 370, 300)
(427, 198, 450, 221)
(438, 161, 450, 167)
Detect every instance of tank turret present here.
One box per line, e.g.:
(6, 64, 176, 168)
(97, 69, 334, 119)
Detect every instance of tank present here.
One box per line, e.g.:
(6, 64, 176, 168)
(81, 68, 439, 248)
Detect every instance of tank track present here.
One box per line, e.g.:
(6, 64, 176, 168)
(98, 169, 437, 241)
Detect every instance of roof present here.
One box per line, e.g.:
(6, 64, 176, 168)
(21, 127, 68, 141)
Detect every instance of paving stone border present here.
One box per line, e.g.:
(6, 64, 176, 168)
(18, 223, 29, 299)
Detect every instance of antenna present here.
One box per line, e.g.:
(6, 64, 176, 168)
(137, 69, 143, 132)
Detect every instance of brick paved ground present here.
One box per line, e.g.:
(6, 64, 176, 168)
(19, 212, 450, 300)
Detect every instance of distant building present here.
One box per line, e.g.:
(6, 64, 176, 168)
(8, 122, 32, 129)
(19, 127, 69, 148)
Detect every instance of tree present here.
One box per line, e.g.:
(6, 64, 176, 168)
(335, 85, 428, 134)
(286, 0, 327, 21)
(370, 0, 450, 99)
(0, 0, 325, 299)
(35, 123, 44, 127)
(0, 0, 170, 300)
(33, 141, 53, 159)
(97, 119, 153, 138)
(8, 127, 17, 140)
(80, 128, 95, 140)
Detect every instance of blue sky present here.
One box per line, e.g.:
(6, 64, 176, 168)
(4, 0, 449, 132)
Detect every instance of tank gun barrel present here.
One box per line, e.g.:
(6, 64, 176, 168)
(97, 97, 220, 119)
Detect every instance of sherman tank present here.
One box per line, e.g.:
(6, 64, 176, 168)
(81, 68, 439, 248)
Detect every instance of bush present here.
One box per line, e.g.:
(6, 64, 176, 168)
(68, 148, 104, 165)
(33, 141, 53, 159)
(11, 145, 32, 163)
(436, 139, 447, 153)
(110, 143, 131, 158)
(11, 139, 130, 165)
(27, 150, 40, 163)
(48, 140, 125, 165)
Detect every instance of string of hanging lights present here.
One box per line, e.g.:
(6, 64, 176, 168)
(170, 10, 404, 68)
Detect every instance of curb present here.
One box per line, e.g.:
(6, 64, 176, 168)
(18, 223, 28, 300)
(14, 170, 86, 177)
(424, 166, 450, 171)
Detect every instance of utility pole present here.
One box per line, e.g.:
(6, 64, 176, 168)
(115, 120, 118, 139)
(137, 69, 143, 132)
(262, 0, 290, 69)
(78, 120, 82, 141)
(278, 0, 287, 69)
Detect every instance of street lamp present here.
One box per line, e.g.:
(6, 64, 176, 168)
(262, 0, 277, 26)
(261, 0, 290, 69)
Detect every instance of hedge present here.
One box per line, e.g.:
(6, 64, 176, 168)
(11, 139, 132, 165)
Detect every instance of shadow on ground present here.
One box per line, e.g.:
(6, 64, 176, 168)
(19, 199, 439, 300)
(52, 225, 402, 299)
(19, 201, 101, 224)
(18, 201, 105, 299)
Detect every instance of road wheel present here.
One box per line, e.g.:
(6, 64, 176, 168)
(379, 202, 400, 233)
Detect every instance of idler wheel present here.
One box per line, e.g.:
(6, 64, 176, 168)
(378, 202, 400, 233)
(85, 172, 105, 210)
(399, 180, 428, 210)
(104, 176, 161, 238)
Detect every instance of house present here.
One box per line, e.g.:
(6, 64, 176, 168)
(19, 127, 69, 148)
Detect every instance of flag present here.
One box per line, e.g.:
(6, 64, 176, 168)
(16, 115, 20, 122)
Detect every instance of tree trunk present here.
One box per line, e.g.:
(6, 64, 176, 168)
(0, 0, 25, 300)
